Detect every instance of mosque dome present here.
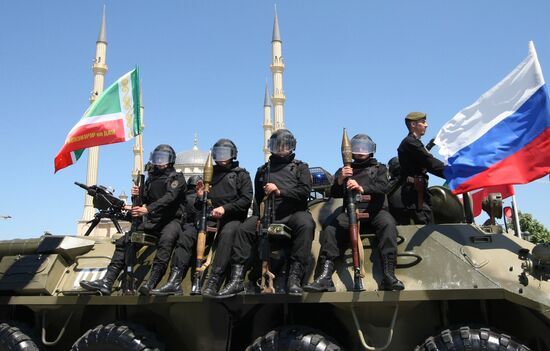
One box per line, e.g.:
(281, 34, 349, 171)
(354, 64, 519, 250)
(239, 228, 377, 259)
(174, 135, 208, 178)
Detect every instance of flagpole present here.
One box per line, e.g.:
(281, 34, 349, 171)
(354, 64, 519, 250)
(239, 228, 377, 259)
(511, 195, 522, 239)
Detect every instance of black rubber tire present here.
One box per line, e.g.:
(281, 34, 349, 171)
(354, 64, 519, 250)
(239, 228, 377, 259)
(70, 322, 164, 351)
(415, 326, 531, 351)
(0, 321, 41, 351)
(246, 325, 343, 351)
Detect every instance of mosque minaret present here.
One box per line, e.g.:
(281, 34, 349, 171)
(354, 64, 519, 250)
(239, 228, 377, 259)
(263, 81, 273, 161)
(80, 8, 108, 225)
(270, 9, 286, 131)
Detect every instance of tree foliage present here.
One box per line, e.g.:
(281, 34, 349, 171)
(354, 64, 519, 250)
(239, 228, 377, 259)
(519, 212, 550, 243)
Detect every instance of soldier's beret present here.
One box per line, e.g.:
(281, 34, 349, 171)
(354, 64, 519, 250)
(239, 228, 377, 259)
(405, 112, 427, 121)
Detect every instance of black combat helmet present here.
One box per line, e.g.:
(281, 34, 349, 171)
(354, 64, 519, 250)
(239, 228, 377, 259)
(150, 144, 176, 165)
(186, 175, 202, 188)
(388, 157, 400, 178)
(269, 129, 296, 155)
(350, 134, 376, 156)
(212, 139, 238, 162)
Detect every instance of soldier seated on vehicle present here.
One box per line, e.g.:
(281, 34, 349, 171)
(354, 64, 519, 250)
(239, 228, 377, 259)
(150, 175, 202, 296)
(304, 134, 405, 292)
(218, 129, 315, 298)
(199, 139, 253, 297)
(80, 144, 186, 296)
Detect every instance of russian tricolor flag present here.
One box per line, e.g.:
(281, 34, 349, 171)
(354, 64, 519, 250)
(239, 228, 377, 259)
(435, 41, 550, 194)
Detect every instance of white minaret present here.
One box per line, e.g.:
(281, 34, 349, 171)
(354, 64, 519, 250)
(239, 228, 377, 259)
(270, 7, 286, 131)
(80, 7, 108, 225)
(263, 81, 273, 161)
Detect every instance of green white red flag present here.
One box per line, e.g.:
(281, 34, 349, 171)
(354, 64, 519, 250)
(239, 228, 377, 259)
(54, 68, 142, 173)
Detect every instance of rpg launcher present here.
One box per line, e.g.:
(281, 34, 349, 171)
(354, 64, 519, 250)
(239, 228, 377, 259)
(341, 128, 366, 292)
(191, 152, 214, 295)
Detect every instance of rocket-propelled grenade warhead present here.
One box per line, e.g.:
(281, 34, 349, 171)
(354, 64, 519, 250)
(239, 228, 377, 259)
(341, 128, 353, 167)
(203, 152, 214, 189)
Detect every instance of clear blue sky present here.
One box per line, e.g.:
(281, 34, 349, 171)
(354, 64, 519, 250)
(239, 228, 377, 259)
(0, 0, 548, 238)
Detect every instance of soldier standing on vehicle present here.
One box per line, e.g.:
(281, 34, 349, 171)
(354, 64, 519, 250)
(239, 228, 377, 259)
(80, 144, 186, 295)
(304, 134, 405, 292)
(398, 112, 445, 224)
(218, 129, 315, 298)
(192, 139, 253, 297)
(150, 175, 202, 295)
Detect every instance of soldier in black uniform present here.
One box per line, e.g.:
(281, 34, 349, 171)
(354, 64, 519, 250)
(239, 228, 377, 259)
(304, 134, 404, 292)
(398, 112, 445, 224)
(387, 157, 408, 225)
(218, 129, 315, 297)
(80, 144, 186, 295)
(150, 175, 202, 296)
(195, 139, 253, 297)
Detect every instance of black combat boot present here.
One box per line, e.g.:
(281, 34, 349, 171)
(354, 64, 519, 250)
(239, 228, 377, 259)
(150, 266, 187, 296)
(287, 261, 304, 296)
(217, 265, 245, 298)
(381, 254, 405, 291)
(304, 259, 335, 292)
(138, 265, 166, 296)
(202, 268, 224, 298)
(80, 265, 120, 295)
(190, 271, 203, 295)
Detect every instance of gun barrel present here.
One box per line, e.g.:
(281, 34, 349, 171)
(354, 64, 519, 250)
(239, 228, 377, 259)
(0, 238, 43, 258)
(74, 182, 88, 190)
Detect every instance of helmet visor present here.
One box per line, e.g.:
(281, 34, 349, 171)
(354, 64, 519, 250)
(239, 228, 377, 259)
(212, 146, 234, 162)
(351, 139, 376, 155)
(269, 134, 296, 155)
(150, 151, 172, 165)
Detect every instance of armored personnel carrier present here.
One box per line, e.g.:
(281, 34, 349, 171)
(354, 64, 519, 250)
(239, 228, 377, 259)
(0, 171, 548, 350)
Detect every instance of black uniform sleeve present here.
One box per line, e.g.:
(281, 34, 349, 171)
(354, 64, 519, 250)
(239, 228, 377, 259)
(362, 164, 390, 194)
(329, 168, 344, 199)
(279, 162, 312, 202)
(222, 170, 253, 217)
(146, 173, 186, 215)
(402, 138, 445, 178)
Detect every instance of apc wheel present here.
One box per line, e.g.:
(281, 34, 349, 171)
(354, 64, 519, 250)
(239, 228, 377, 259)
(415, 326, 531, 351)
(246, 325, 343, 351)
(70, 322, 164, 351)
(0, 322, 41, 351)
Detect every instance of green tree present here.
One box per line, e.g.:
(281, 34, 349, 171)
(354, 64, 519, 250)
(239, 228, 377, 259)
(519, 212, 550, 243)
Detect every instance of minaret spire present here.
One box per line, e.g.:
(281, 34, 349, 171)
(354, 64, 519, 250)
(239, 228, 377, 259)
(272, 5, 281, 42)
(97, 5, 107, 43)
(270, 6, 286, 131)
(263, 80, 273, 161)
(79, 7, 109, 234)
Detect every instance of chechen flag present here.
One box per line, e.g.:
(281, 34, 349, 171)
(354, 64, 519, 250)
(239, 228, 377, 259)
(435, 41, 550, 194)
(54, 68, 142, 173)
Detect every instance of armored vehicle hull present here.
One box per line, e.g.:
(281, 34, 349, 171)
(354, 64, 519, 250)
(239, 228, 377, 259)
(0, 196, 548, 350)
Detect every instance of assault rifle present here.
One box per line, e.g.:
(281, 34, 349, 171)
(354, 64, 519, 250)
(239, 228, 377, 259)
(191, 152, 214, 295)
(257, 161, 276, 294)
(341, 128, 366, 292)
(122, 172, 145, 295)
(74, 182, 126, 236)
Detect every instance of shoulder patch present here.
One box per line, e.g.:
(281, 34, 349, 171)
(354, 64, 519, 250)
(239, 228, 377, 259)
(170, 180, 180, 189)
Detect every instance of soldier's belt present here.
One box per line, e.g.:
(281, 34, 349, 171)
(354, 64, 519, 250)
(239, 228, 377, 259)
(130, 232, 158, 246)
(267, 224, 292, 239)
